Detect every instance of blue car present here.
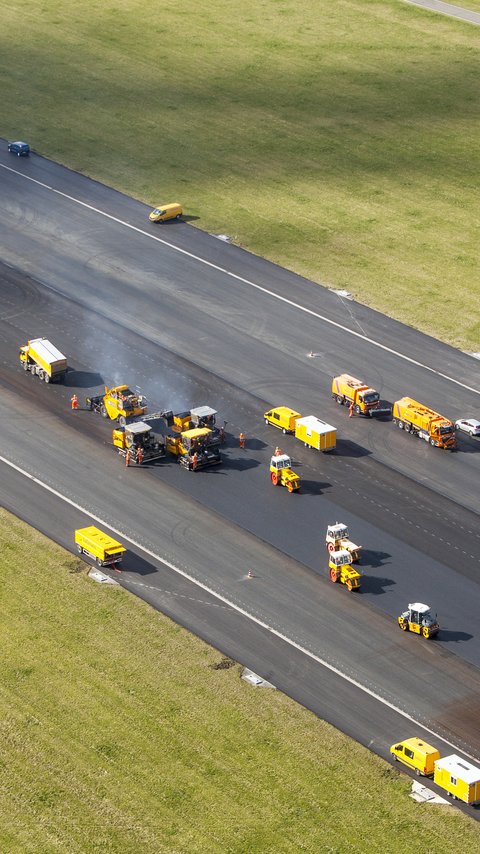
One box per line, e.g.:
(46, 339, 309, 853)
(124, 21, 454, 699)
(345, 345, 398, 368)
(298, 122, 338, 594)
(8, 141, 30, 157)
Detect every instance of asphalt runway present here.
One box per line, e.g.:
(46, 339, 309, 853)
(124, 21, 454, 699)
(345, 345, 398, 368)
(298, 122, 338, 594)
(1, 149, 480, 788)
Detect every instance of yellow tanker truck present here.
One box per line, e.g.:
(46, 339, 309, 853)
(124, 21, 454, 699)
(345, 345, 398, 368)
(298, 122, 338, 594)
(392, 397, 456, 449)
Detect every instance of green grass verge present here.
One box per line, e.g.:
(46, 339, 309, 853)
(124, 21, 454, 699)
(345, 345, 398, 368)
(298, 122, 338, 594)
(0, 509, 479, 853)
(1, 0, 479, 351)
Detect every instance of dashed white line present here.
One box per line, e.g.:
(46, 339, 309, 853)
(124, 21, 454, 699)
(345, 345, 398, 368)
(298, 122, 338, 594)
(1, 161, 479, 397)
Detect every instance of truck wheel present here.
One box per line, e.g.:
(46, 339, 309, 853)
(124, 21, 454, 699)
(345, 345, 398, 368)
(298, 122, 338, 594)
(354, 404, 361, 415)
(282, 428, 287, 434)
(398, 421, 404, 430)
(336, 395, 344, 405)
(404, 423, 410, 432)
(96, 557, 103, 566)
(44, 373, 50, 383)
(101, 405, 108, 418)
(22, 361, 29, 371)
(329, 569, 338, 583)
(265, 418, 269, 425)
(119, 416, 126, 427)
(271, 472, 278, 485)
(430, 438, 436, 447)
(76, 544, 82, 555)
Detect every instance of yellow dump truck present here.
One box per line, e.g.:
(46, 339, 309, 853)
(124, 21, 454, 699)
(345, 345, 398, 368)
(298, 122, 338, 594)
(392, 397, 456, 449)
(264, 406, 301, 434)
(74, 526, 126, 566)
(295, 416, 336, 451)
(328, 550, 361, 591)
(325, 523, 361, 562)
(390, 738, 440, 777)
(166, 427, 221, 470)
(397, 603, 439, 639)
(86, 385, 147, 426)
(331, 374, 391, 417)
(19, 338, 68, 383)
(269, 454, 300, 492)
(434, 755, 480, 805)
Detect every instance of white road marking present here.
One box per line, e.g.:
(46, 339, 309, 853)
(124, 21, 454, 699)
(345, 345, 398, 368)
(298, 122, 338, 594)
(1, 453, 478, 762)
(1, 162, 479, 397)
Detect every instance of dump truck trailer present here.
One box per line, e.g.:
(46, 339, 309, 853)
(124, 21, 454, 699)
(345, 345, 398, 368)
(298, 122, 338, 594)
(19, 338, 67, 383)
(392, 397, 456, 449)
(331, 374, 391, 417)
(295, 416, 336, 451)
(74, 526, 126, 566)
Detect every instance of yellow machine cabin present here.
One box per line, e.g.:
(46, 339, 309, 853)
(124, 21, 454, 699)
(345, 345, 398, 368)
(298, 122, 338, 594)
(397, 603, 439, 639)
(264, 406, 301, 434)
(328, 550, 361, 591)
(434, 755, 480, 805)
(295, 415, 336, 452)
(392, 397, 456, 449)
(269, 454, 300, 493)
(86, 385, 147, 425)
(166, 427, 221, 470)
(390, 738, 440, 777)
(112, 421, 165, 464)
(326, 523, 361, 562)
(19, 337, 67, 383)
(331, 374, 390, 417)
(74, 526, 126, 566)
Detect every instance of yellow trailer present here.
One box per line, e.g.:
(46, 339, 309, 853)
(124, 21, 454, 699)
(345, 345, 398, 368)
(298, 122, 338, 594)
(74, 526, 126, 567)
(295, 415, 336, 451)
(434, 755, 480, 805)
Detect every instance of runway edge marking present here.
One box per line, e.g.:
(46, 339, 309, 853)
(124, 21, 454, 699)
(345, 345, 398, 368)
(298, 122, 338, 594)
(1, 454, 477, 762)
(1, 162, 479, 397)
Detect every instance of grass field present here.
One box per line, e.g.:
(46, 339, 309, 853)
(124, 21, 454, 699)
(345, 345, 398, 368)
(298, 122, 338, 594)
(1, 0, 479, 351)
(0, 508, 479, 853)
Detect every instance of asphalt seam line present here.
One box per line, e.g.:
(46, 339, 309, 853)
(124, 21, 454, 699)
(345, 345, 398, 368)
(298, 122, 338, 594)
(1, 454, 477, 762)
(1, 162, 479, 397)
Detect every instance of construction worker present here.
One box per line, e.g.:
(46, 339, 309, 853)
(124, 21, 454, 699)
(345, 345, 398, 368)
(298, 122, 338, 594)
(71, 394, 78, 411)
(349, 402, 355, 418)
(192, 452, 198, 471)
(239, 432, 245, 449)
(136, 446, 144, 466)
(219, 426, 225, 444)
(125, 449, 131, 467)
(274, 446, 282, 457)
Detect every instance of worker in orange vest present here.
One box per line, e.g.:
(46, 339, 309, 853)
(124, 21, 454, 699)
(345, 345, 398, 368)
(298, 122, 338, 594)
(239, 432, 245, 449)
(349, 402, 355, 418)
(136, 446, 144, 465)
(125, 449, 131, 467)
(71, 394, 78, 411)
(192, 452, 198, 471)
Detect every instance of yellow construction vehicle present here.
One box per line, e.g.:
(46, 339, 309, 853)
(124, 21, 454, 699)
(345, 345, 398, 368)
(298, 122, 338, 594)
(328, 550, 361, 592)
(166, 427, 221, 470)
(325, 523, 361, 562)
(392, 398, 456, 449)
(397, 603, 439, 639)
(269, 454, 300, 493)
(74, 526, 126, 567)
(332, 374, 391, 417)
(86, 385, 147, 426)
(112, 421, 165, 464)
(19, 337, 68, 383)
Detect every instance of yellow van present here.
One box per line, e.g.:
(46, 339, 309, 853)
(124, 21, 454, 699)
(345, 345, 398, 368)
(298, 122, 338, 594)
(390, 737, 440, 777)
(149, 202, 183, 223)
(264, 406, 301, 434)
